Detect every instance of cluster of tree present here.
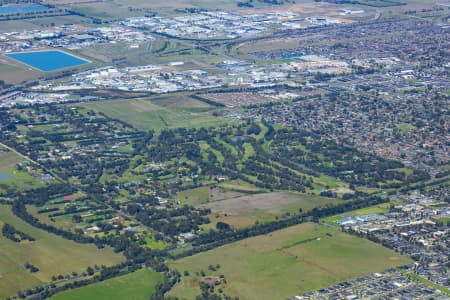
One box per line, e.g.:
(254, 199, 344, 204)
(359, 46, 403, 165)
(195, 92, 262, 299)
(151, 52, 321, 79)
(24, 261, 39, 273)
(145, 124, 317, 193)
(2, 223, 35, 242)
(19, 184, 76, 206)
(129, 205, 211, 238)
(149, 270, 181, 300)
(271, 129, 416, 187)
(194, 281, 238, 300)
(1, 105, 142, 185)
(13, 262, 145, 300)
(12, 198, 167, 272)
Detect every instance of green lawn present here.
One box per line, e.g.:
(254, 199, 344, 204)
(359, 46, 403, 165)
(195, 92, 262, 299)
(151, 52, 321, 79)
(49, 268, 164, 300)
(242, 142, 255, 161)
(145, 236, 169, 250)
(177, 186, 211, 206)
(77, 97, 233, 131)
(0, 205, 124, 298)
(435, 216, 450, 225)
(168, 223, 411, 300)
(396, 123, 417, 132)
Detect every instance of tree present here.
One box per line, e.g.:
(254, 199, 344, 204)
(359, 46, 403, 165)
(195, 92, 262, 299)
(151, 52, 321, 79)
(216, 222, 231, 231)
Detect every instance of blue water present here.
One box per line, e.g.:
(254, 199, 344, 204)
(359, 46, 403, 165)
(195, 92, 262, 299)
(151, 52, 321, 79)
(0, 5, 48, 14)
(0, 173, 13, 180)
(6, 51, 89, 72)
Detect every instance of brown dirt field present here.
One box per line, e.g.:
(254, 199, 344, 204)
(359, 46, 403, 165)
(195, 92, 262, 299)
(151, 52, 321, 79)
(201, 192, 336, 216)
(201, 192, 295, 215)
(210, 188, 246, 202)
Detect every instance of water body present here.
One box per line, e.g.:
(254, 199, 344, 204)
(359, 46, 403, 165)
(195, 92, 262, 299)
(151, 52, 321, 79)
(6, 51, 89, 72)
(0, 173, 13, 180)
(0, 5, 48, 14)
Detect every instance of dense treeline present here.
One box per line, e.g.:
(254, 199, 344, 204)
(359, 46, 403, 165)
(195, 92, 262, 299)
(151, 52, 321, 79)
(128, 205, 211, 238)
(2, 223, 35, 242)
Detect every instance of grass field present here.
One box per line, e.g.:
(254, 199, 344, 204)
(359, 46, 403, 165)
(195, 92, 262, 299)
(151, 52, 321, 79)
(0, 146, 46, 195)
(168, 222, 411, 300)
(218, 179, 260, 193)
(145, 236, 169, 250)
(396, 123, 417, 132)
(77, 97, 233, 131)
(176, 186, 246, 206)
(49, 268, 164, 300)
(435, 217, 450, 225)
(202, 192, 344, 228)
(0, 58, 41, 84)
(0, 204, 124, 298)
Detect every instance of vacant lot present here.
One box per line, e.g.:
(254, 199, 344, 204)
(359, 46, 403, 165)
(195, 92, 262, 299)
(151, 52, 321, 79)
(49, 268, 163, 300)
(218, 179, 260, 193)
(168, 222, 411, 300)
(78, 97, 232, 131)
(177, 186, 246, 206)
(0, 57, 41, 84)
(0, 205, 124, 298)
(203, 192, 341, 215)
(201, 192, 344, 227)
(197, 92, 276, 107)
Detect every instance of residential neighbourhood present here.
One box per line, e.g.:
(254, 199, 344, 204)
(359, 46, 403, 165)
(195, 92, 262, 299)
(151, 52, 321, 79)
(0, 0, 448, 299)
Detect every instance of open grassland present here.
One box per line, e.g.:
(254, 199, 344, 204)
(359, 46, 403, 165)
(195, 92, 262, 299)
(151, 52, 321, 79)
(168, 222, 411, 300)
(218, 179, 261, 193)
(26, 15, 91, 27)
(176, 186, 346, 229)
(0, 146, 45, 195)
(202, 192, 344, 228)
(0, 58, 41, 84)
(59, 2, 142, 20)
(49, 268, 163, 300)
(0, 20, 40, 32)
(0, 205, 124, 298)
(177, 186, 246, 206)
(93, 0, 244, 15)
(77, 97, 233, 131)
